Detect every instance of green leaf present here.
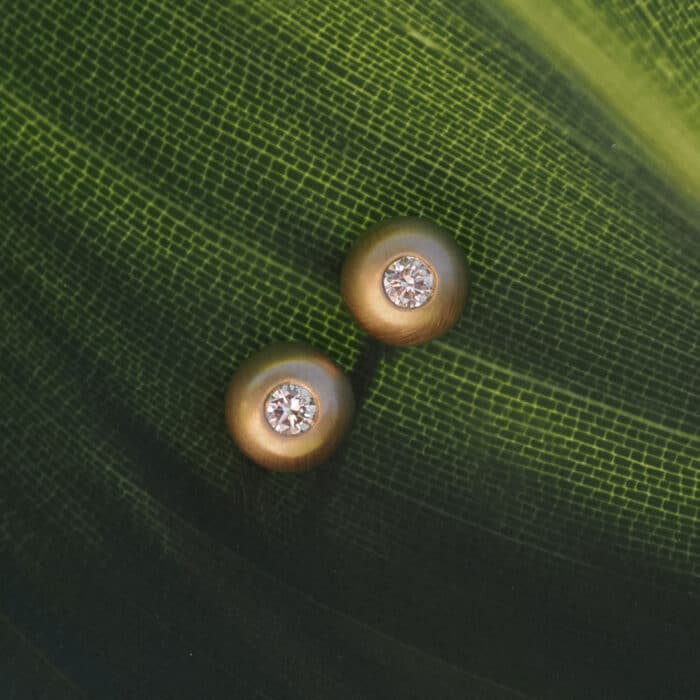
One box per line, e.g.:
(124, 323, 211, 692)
(491, 0, 700, 214)
(1, 1, 698, 698)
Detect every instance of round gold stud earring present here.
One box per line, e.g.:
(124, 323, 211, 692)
(341, 217, 469, 345)
(225, 343, 354, 472)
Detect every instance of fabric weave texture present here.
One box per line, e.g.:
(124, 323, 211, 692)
(1, 1, 699, 698)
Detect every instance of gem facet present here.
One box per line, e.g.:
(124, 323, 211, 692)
(382, 255, 435, 308)
(264, 383, 317, 435)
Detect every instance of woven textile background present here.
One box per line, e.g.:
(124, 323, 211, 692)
(1, 1, 699, 698)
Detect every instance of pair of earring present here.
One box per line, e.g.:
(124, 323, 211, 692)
(225, 217, 470, 472)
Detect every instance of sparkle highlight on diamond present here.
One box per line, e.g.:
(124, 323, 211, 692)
(264, 383, 317, 435)
(382, 255, 435, 309)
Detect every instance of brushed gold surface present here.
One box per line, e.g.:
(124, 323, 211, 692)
(225, 343, 354, 472)
(341, 217, 469, 345)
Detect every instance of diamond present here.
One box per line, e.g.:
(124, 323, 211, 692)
(264, 383, 317, 435)
(382, 255, 435, 308)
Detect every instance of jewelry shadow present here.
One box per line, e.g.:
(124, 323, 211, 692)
(301, 336, 397, 528)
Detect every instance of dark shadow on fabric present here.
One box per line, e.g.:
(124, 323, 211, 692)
(300, 337, 394, 533)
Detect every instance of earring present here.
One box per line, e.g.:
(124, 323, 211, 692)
(341, 217, 469, 346)
(225, 343, 354, 472)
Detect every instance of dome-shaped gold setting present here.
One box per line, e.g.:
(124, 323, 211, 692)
(225, 343, 354, 472)
(341, 217, 469, 345)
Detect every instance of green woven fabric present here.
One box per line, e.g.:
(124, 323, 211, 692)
(1, 1, 699, 698)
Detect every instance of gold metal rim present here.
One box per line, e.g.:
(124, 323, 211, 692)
(341, 217, 469, 345)
(225, 343, 355, 472)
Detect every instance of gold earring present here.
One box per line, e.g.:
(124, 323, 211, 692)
(341, 217, 469, 345)
(225, 343, 354, 472)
